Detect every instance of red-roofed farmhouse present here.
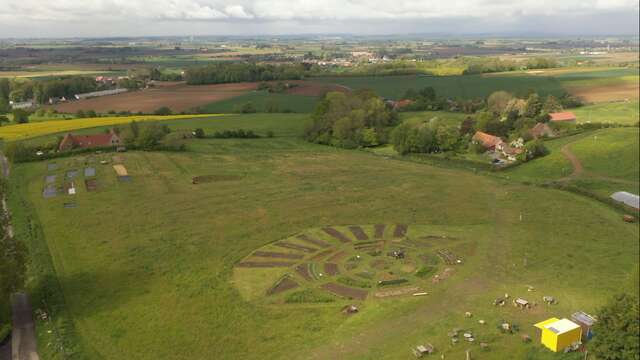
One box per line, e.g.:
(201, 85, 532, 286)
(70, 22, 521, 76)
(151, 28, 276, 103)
(58, 129, 121, 152)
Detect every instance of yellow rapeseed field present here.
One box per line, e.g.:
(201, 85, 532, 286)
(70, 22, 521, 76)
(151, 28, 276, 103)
(0, 114, 225, 141)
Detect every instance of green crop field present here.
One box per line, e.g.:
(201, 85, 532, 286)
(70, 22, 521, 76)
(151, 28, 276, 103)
(200, 90, 320, 113)
(314, 74, 566, 100)
(8, 113, 639, 360)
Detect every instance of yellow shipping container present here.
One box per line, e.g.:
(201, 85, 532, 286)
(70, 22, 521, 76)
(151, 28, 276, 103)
(534, 317, 582, 352)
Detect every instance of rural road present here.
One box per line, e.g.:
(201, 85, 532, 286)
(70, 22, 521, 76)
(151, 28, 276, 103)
(0, 154, 40, 360)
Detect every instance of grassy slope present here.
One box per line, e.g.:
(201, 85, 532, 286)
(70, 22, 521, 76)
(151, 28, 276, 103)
(200, 90, 319, 113)
(572, 101, 640, 125)
(10, 113, 639, 360)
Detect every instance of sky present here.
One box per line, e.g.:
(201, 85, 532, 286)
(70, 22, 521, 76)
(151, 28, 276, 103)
(1, 0, 639, 38)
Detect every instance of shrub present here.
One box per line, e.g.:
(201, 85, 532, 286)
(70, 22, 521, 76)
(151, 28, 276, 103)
(193, 128, 205, 139)
(154, 106, 172, 115)
(590, 293, 639, 360)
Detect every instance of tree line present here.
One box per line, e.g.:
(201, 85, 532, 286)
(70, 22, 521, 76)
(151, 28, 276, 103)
(185, 63, 307, 85)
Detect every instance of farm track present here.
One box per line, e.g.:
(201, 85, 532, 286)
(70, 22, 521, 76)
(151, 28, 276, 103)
(558, 139, 638, 185)
(0, 154, 39, 360)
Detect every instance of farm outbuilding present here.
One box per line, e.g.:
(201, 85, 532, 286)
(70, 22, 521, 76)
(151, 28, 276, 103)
(549, 112, 577, 123)
(534, 318, 582, 352)
(571, 312, 597, 340)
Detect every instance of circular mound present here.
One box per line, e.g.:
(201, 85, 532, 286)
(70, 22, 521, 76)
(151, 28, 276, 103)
(233, 224, 469, 304)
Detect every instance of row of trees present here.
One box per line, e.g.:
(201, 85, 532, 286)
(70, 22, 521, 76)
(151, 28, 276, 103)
(463, 57, 558, 75)
(390, 120, 465, 155)
(185, 63, 307, 85)
(304, 90, 399, 148)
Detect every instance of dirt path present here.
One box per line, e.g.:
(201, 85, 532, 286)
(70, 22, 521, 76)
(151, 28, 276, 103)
(559, 144, 584, 180)
(10, 293, 39, 360)
(0, 154, 40, 360)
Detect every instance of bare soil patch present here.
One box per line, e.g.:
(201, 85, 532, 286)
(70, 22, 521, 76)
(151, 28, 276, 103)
(323, 263, 340, 276)
(51, 82, 257, 113)
(567, 83, 639, 103)
(374, 224, 386, 238)
(322, 227, 351, 243)
(321, 283, 368, 300)
(393, 224, 408, 238)
(348, 226, 369, 241)
(274, 241, 317, 253)
(192, 175, 241, 184)
(295, 263, 313, 281)
(374, 286, 421, 298)
(252, 251, 304, 260)
(266, 277, 299, 296)
(84, 179, 98, 192)
(327, 251, 347, 263)
(296, 234, 331, 248)
(236, 261, 295, 268)
(309, 249, 335, 261)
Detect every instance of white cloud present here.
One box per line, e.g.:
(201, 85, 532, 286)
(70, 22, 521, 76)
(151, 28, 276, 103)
(1, 0, 637, 23)
(0, 0, 637, 36)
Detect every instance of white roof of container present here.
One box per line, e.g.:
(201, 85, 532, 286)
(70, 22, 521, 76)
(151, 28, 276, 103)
(545, 319, 581, 334)
(610, 192, 640, 210)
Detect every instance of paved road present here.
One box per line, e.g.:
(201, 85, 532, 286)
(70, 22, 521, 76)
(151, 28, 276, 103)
(0, 154, 39, 360)
(10, 294, 39, 360)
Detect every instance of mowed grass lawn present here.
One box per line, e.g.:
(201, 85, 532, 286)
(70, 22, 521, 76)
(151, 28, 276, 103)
(573, 101, 640, 125)
(9, 114, 639, 359)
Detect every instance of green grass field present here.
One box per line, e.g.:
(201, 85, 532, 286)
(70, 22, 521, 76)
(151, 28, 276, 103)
(200, 90, 320, 113)
(573, 101, 640, 125)
(8, 113, 639, 359)
(505, 127, 639, 199)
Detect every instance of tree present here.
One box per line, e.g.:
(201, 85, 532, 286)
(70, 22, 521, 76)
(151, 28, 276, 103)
(542, 95, 563, 114)
(459, 117, 476, 136)
(0, 115, 9, 126)
(435, 126, 460, 152)
(519, 139, 549, 162)
(12, 109, 29, 124)
(193, 128, 205, 139)
(154, 106, 172, 116)
(487, 91, 513, 115)
(590, 294, 639, 360)
(523, 93, 543, 118)
(75, 110, 86, 119)
(238, 102, 257, 114)
(0, 98, 10, 114)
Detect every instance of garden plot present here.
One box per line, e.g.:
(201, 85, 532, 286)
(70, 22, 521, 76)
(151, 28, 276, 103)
(233, 224, 475, 304)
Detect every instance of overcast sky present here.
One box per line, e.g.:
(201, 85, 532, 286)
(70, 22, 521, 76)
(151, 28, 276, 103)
(1, 0, 639, 38)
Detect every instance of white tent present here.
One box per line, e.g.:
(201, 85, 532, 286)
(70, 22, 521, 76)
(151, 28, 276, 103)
(610, 192, 640, 210)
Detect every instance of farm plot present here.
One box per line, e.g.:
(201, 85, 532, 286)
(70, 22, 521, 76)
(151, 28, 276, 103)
(233, 224, 477, 304)
(51, 82, 257, 113)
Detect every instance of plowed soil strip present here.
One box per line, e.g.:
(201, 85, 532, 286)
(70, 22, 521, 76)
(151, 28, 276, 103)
(297, 234, 331, 248)
(324, 263, 340, 276)
(348, 226, 369, 241)
(85, 179, 98, 192)
(253, 251, 304, 260)
(274, 241, 317, 253)
(374, 286, 420, 298)
(295, 263, 313, 281)
(374, 224, 386, 238)
(266, 277, 299, 296)
(310, 249, 335, 261)
(323, 227, 351, 243)
(321, 283, 368, 300)
(393, 224, 408, 238)
(236, 261, 294, 268)
(327, 250, 347, 263)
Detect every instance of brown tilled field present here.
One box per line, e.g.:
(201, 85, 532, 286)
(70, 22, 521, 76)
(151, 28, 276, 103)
(567, 83, 640, 103)
(51, 82, 257, 113)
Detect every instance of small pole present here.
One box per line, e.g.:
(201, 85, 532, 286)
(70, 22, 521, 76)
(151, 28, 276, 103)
(466, 349, 471, 360)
